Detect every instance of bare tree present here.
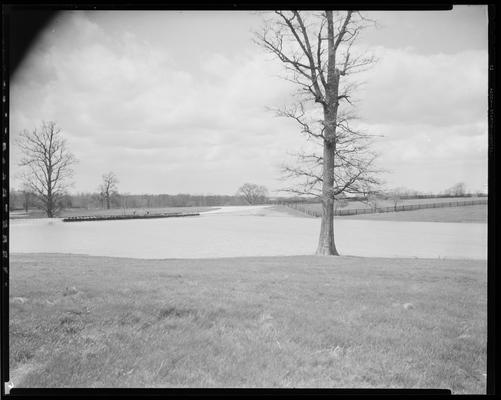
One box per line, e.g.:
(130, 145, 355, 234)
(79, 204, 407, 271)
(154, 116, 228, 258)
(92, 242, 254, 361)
(17, 121, 77, 217)
(386, 187, 406, 211)
(365, 191, 383, 212)
(445, 182, 466, 197)
(22, 190, 31, 213)
(387, 193, 400, 211)
(99, 172, 119, 209)
(18, 183, 34, 213)
(237, 183, 269, 205)
(256, 11, 380, 255)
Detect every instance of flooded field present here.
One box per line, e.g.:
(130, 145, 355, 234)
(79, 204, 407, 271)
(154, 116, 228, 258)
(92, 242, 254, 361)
(9, 206, 487, 260)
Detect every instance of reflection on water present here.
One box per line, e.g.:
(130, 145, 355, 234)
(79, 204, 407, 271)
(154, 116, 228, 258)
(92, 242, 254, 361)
(9, 206, 487, 260)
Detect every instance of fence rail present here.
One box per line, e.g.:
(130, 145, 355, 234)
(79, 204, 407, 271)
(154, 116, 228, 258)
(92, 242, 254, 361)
(281, 198, 488, 218)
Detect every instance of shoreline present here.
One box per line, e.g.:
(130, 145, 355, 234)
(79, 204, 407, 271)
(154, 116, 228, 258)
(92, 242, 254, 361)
(8, 251, 488, 263)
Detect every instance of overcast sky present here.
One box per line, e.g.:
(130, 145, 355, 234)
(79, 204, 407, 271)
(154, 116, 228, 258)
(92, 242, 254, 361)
(10, 6, 488, 196)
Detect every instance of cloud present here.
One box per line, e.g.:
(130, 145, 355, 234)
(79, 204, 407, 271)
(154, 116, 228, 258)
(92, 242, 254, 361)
(364, 121, 487, 162)
(356, 47, 488, 126)
(361, 121, 488, 193)
(10, 12, 302, 194)
(9, 11, 488, 195)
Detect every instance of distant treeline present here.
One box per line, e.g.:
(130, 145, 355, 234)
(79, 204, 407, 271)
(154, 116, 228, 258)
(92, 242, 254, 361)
(9, 189, 488, 212)
(9, 190, 266, 211)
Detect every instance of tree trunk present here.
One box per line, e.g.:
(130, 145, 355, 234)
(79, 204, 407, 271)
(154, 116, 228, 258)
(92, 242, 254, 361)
(46, 189, 54, 218)
(316, 140, 339, 255)
(106, 195, 110, 209)
(315, 11, 341, 256)
(23, 193, 29, 213)
(46, 200, 54, 218)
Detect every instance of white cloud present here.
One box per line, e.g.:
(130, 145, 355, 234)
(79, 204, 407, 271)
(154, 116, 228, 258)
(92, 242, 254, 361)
(9, 11, 488, 195)
(10, 12, 302, 194)
(356, 47, 488, 126)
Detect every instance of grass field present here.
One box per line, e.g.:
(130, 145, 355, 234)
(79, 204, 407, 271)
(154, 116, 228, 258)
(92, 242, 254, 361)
(9, 206, 218, 219)
(339, 205, 487, 223)
(297, 197, 486, 213)
(10, 253, 486, 392)
(287, 204, 487, 223)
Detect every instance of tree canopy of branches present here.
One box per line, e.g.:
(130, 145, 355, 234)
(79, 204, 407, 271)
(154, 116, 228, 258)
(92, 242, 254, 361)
(256, 10, 380, 255)
(17, 121, 77, 217)
(237, 183, 269, 205)
(445, 182, 466, 197)
(99, 172, 119, 209)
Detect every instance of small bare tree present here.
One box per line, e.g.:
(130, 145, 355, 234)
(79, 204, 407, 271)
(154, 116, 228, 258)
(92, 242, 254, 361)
(22, 190, 31, 213)
(445, 182, 466, 197)
(237, 183, 269, 205)
(386, 187, 406, 211)
(99, 172, 119, 209)
(17, 121, 77, 217)
(256, 11, 380, 255)
(366, 191, 383, 212)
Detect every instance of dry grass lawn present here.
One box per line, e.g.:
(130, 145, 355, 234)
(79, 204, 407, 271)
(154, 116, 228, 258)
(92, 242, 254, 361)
(9, 253, 486, 392)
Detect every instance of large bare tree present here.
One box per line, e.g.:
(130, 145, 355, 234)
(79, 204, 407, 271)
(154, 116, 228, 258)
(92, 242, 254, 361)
(99, 172, 119, 210)
(237, 183, 269, 205)
(17, 121, 77, 218)
(256, 11, 380, 255)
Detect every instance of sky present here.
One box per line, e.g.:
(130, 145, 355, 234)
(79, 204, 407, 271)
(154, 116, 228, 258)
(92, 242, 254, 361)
(9, 6, 489, 196)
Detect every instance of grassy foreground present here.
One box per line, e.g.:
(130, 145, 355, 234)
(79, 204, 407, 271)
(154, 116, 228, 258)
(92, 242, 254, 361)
(10, 253, 486, 392)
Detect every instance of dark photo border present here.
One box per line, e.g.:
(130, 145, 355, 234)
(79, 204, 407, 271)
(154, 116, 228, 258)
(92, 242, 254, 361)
(1, 1, 496, 398)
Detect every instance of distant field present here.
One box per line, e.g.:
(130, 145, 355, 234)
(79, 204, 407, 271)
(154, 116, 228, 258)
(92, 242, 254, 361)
(339, 205, 488, 223)
(9, 206, 218, 219)
(296, 197, 486, 213)
(10, 253, 486, 392)
(271, 203, 487, 223)
(291, 198, 487, 223)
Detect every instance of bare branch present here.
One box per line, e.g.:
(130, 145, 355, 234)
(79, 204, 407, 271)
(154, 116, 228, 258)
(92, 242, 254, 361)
(16, 121, 77, 217)
(256, 11, 379, 255)
(236, 183, 269, 205)
(275, 102, 325, 139)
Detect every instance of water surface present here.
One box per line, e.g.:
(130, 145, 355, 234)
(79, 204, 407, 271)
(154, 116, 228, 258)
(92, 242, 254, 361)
(10, 206, 487, 259)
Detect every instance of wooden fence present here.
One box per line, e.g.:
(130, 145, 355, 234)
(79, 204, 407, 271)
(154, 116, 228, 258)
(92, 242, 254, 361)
(282, 198, 488, 218)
